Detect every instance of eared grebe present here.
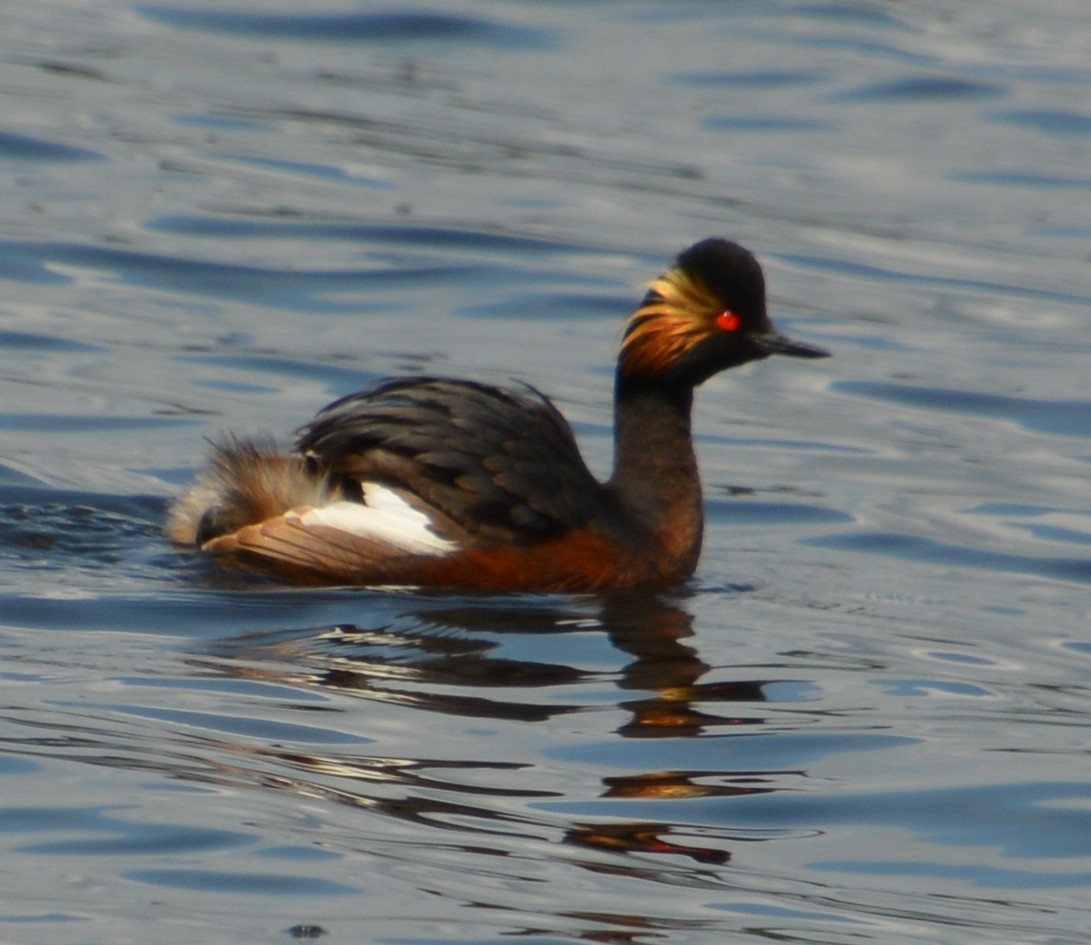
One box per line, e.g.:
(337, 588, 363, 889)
(168, 238, 828, 589)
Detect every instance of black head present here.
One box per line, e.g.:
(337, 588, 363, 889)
(619, 238, 829, 387)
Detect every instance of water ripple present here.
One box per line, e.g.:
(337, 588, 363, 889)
(805, 530, 1091, 584)
(833, 75, 1006, 102)
(136, 6, 554, 48)
(995, 108, 1091, 137)
(834, 380, 1091, 437)
(0, 238, 504, 311)
(0, 130, 101, 162)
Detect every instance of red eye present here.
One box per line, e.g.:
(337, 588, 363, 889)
(716, 311, 741, 332)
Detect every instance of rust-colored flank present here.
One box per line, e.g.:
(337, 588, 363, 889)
(167, 238, 829, 590)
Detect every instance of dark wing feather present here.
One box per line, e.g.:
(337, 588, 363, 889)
(294, 377, 606, 542)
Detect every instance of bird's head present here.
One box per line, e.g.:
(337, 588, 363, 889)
(619, 238, 829, 388)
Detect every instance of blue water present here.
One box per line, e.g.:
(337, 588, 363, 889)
(2, 2, 1089, 943)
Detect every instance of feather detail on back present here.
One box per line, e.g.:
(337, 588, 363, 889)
(292, 488, 457, 555)
(295, 377, 606, 542)
(201, 511, 433, 578)
(167, 436, 459, 580)
(165, 436, 329, 547)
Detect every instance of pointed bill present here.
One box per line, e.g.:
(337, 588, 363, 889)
(752, 330, 830, 359)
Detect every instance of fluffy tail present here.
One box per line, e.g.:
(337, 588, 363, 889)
(166, 437, 329, 547)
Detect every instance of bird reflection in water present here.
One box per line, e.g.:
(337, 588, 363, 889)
(199, 591, 785, 867)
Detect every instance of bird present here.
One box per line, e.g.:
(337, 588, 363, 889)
(167, 238, 829, 591)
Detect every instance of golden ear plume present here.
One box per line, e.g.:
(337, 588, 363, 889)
(619, 267, 721, 378)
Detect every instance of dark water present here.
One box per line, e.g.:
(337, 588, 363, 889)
(2, 2, 1089, 943)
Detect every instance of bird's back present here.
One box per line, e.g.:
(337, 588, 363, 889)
(295, 376, 606, 542)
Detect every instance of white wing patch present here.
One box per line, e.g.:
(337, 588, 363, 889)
(290, 484, 457, 556)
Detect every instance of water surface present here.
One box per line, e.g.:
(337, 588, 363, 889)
(1, 2, 1089, 943)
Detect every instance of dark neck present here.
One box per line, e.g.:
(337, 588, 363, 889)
(607, 375, 703, 577)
